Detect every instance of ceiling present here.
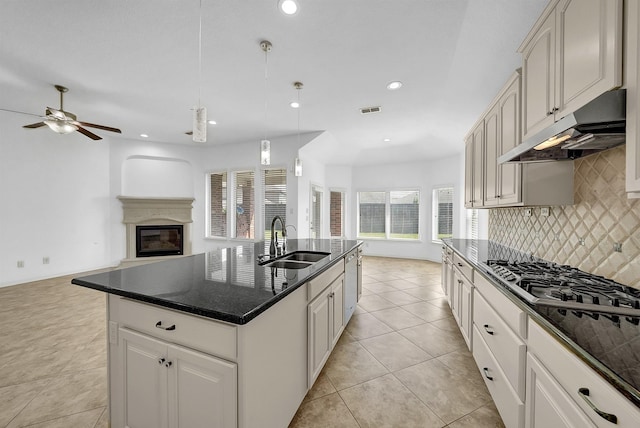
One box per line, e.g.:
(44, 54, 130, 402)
(0, 0, 548, 166)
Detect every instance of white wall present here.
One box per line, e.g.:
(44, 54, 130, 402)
(352, 154, 462, 262)
(0, 115, 111, 286)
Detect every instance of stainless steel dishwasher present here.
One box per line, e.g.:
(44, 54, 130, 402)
(344, 248, 359, 323)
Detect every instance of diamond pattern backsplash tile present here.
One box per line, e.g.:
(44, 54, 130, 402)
(489, 146, 640, 289)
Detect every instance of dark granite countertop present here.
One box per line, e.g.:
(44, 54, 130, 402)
(443, 239, 640, 409)
(72, 239, 361, 325)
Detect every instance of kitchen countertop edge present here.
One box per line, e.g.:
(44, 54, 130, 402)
(72, 240, 363, 326)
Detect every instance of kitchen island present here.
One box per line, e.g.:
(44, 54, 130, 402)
(72, 239, 362, 428)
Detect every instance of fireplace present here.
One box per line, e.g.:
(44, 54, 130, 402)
(136, 225, 183, 258)
(118, 196, 194, 267)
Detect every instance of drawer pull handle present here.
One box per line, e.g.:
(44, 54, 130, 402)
(483, 324, 494, 335)
(578, 388, 617, 424)
(165, 360, 173, 368)
(155, 321, 176, 331)
(483, 367, 493, 381)
(158, 358, 165, 365)
(457, 263, 463, 267)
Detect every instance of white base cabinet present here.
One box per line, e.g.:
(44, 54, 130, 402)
(528, 319, 640, 428)
(525, 352, 596, 428)
(308, 266, 345, 387)
(117, 327, 237, 428)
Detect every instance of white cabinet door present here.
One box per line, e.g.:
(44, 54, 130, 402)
(120, 328, 169, 428)
(497, 75, 521, 206)
(555, 0, 622, 117)
(308, 286, 332, 386)
(471, 122, 485, 208)
(330, 275, 344, 349)
(525, 353, 596, 428)
(169, 344, 237, 428)
(459, 278, 473, 351)
(464, 136, 474, 208)
(522, 9, 556, 139)
(484, 103, 500, 207)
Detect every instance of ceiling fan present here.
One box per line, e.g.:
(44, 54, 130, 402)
(2, 85, 122, 140)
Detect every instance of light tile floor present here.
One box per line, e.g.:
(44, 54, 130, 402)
(0, 257, 504, 428)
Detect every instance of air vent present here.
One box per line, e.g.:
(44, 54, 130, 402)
(360, 106, 382, 114)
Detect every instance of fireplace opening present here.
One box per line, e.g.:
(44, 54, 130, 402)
(136, 225, 183, 258)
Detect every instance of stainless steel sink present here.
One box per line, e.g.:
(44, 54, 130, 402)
(281, 251, 330, 262)
(264, 260, 312, 269)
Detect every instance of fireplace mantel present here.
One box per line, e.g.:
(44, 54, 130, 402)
(118, 196, 194, 266)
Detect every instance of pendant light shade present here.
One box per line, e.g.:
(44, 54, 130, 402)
(294, 157, 302, 176)
(192, 106, 207, 143)
(261, 139, 271, 165)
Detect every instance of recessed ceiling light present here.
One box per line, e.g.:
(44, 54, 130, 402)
(140, 134, 149, 138)
(278, 0, 298, 15)
(386, 81, 403, 90)
(208, 120, 217, 125)
(290, 101, 300, 108)
(383, 138, 391, 142)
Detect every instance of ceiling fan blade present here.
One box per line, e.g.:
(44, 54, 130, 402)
(76, 126, 102, 141)
(77, 121, 122, 134)
(23, 122, 47, 129)
(0, 108, 42, 118)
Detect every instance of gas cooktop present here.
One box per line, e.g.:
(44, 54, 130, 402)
(482, 259, 640, 320)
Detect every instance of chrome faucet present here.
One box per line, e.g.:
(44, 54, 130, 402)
(270, 216, 287, 257)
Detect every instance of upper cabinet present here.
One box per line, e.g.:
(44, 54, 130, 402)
(627, 0, 640, 197)
(519, 0, 623, 140)
(464, 121, 485, 209)
(484, 72, 522, 207)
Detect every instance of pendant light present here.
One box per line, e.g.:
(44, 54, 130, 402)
(260, 40, 272, 165)
(192, 0, 207, 143)
(294, 81, 303, 176)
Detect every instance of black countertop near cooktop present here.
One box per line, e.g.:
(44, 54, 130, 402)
(443, 239, 640, 409)
(72, 239, 361, 325)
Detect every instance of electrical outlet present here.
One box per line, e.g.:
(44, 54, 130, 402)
(578, 238, 585, 246)
(524, 208, 532, 217)
(541, 207, 550, 217)
(43, 257, 50, 264)
(17, 260, 24, 268)
(614, 243, 622, 253)
(554, 233, 560, 241)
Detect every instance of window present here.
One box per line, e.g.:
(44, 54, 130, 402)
(390, 190, 419, 239)
(330, 190, 345, 237)
(234, 171, 255, 239)
(310, 185, 323, 238)
(357, 190, 420, 240)
(466, 208, 478, 240)
(432, 187, 453, 242)
(263, 168, 287, 240)
(209, 172, 227, 237)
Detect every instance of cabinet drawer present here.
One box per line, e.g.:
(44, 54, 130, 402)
(473, 326, 525, 428)
(528, 319, 640, 428)
(475, 273, 527, 338)
(308, 260, 345, 301)
(474, 293, 526, 400)
(109, 295, 237, 362)
(453, 253, 473, 282)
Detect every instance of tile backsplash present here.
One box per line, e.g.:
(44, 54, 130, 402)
(489, 145, 640, 289)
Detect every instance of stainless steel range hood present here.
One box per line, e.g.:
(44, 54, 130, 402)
(498, 89, 626, 164)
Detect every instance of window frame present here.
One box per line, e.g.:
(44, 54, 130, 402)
(432, 186, 454, 243)
(356, 189, 421, 241)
